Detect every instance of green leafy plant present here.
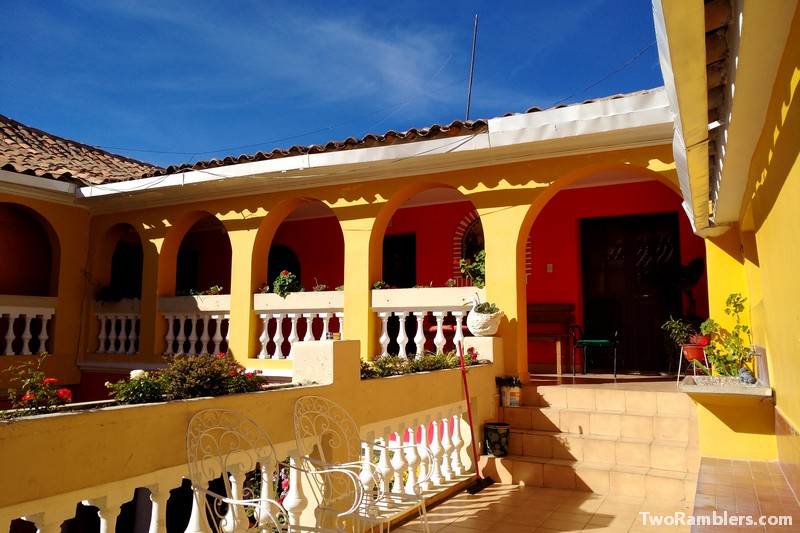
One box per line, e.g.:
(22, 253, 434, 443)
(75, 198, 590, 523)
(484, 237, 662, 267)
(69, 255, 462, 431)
(697, 293, 753, 377)
(445, 278, 457, 287)
(372, 280, 389, 290)
(312, 278, 328, 292)
(495, 375, 524, 388)
(360, 348, 482, 379)
(469, 294, 499, 314)
(256, 283, 270, 294)
(190, 285, 224, 296)
(106, 352, 270, 404)
(459, 250, 485, 288)
(335, 285, 345, 291)
(3, 354, 73, 416)
(273, 271, 303, 298)
(661, 316, 709, 346)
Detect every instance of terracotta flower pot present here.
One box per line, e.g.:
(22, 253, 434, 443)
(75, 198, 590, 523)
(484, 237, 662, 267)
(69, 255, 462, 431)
(681, 344, 706, 361)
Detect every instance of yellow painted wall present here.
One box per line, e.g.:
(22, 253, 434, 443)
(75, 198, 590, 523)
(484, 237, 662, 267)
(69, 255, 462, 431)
(696, 399, 777, 460)
(746, 5, 800, 445)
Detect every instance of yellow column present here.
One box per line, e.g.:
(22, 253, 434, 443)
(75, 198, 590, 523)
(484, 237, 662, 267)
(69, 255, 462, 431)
(478, 204, 530, 378)
(137, 236, 163, 362)
(225, 226, 259, 360)
(339, 217, 379, 360)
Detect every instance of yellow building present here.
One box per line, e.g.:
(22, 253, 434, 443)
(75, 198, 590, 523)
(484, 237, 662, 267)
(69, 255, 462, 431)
(0, 0, 798, 530)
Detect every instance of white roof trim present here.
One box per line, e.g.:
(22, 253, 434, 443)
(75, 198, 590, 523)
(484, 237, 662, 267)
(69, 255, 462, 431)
(76, 89, 673, 201)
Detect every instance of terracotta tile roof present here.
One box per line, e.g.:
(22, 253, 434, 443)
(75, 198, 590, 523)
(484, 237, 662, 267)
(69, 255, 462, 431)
(154, 119, 490, 177)
(0, 114, 162, 185)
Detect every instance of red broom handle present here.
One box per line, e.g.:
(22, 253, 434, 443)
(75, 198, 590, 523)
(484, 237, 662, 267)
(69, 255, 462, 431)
(456, 341, 482, 476)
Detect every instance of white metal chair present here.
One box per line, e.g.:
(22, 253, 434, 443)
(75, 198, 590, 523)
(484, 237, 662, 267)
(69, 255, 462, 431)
(186, 408, 361, 532)
(293, 396, 433, 533)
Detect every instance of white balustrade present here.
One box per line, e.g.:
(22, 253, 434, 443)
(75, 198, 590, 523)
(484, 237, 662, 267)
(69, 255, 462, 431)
(253, 291, 344, 359)
(1, 399, 473, 533)
(162, 313, 230, 355)
(0, 295, 56, 356)
(371, 286, 486, 357)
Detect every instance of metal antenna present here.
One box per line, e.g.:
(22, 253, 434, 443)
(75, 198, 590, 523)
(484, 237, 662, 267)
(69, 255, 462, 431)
(465, 14, 478, 122)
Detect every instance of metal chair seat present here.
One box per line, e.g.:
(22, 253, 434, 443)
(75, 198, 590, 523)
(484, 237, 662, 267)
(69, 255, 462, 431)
(572, 327, 621, 377)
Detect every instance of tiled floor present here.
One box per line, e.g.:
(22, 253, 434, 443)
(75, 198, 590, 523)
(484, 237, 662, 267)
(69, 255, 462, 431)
(693, 458, 800, 532)
(395, 483, 695, 533)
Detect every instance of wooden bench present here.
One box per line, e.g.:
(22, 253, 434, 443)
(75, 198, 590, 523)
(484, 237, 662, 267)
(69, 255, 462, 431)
(527, 303, 575, 375)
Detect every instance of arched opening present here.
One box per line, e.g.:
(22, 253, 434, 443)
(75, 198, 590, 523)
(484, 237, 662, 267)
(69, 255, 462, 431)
(525, 170, 707, 375)
(175, 216, 232, 295)
(0, 203, 58, 296)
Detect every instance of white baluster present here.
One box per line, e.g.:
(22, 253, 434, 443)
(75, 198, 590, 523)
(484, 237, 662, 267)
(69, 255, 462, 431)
(223, 314, 231, 354)
(404, 427, 420, 494)
(301, 313, 314, 341)
(432, 312, 446, 354)
(164, 314, 176, 355)
(184, 491, 209, 533)
(187, 314, 198, 355)
(175, 315, 187, 354)
(224, 470, 249, 532)
(117, 315, 128, 354)
(440, 418, 454, 481)
(283, 453, 308, 528)
(335, 312, 344, 338)
(37, 314, 52, 354)
(287, 313, 300, 359)
(319, 312, 331, 339)
(451, 414, 465, 475)
(390, 431, 407, 494)
(97, 315, 108, 354)
(199, 314, 210, 354)
(429, 420, 444, 486)
(148, 486, 168, 533)
(395, 311, 408, 358)
(3, 313, 16, 355)
(212, 315, 225, 353)
(127, 315, 138, 354)
(83, 499, 122, 533)
(272, 313, 286, 359)
(413, 312, 426, 355)
(452, 310, 466, 348)
(378, 312, 390, 356)
(258, 314, 270, 359)
(417, 423, 430, 491)
(377, 435, 393, 493)
(106, 316, 118, 354)
(20, 315, 33, 354)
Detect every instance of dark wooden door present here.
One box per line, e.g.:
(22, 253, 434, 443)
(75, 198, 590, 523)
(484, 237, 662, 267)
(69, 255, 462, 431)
(580, 213, 682, 373)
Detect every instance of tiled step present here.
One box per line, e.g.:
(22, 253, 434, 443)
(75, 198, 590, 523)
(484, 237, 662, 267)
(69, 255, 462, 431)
(501, 405, 697, 443)
(507, 428, 700, 472)
(491, 381, 699, 501)
(479, 454, 698, 501)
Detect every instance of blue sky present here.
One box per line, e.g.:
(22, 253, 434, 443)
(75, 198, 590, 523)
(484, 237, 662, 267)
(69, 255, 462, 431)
(1, 1, 664, 168)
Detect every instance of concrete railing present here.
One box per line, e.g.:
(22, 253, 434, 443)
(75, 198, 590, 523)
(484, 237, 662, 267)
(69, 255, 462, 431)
(0, 339, 499, 533)
(0, 295, 56, 356)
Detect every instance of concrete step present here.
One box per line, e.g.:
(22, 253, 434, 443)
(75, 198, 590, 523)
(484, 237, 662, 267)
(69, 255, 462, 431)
(479, 454, 698, 501)
(500, 405, 698, 443)
(506, 428, 700, 473)
(523, 384, 695, 417)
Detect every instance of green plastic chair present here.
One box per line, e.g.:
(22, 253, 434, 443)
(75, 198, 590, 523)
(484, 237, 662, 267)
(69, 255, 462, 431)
(571, 325, 622, 377)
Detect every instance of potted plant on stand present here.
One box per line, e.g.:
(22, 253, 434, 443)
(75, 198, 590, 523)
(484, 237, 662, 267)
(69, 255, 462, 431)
(495, 375, 524, 407)
(661, 315, 710, 377)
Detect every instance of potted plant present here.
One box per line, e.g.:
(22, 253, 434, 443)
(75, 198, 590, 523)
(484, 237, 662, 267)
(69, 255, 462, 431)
(465, 294, 503, 336)
(273, 270, 303, 298)
(661, 315, 710, 367)
(458, 250, 486, 288)
(495, 375, 524, 407)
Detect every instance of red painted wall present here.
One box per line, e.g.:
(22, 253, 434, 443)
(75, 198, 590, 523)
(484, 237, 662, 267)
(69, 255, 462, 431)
(273, 215, 345, 289)
(526, 180, 707, 364)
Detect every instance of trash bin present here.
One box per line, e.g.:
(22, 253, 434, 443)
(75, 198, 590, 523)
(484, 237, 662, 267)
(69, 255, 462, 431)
(483, 422, 510, 457)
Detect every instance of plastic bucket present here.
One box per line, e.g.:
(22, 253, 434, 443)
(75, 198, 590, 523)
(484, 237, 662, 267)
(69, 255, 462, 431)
(483, 422, 510, 457)
(500, 386, 521, 407)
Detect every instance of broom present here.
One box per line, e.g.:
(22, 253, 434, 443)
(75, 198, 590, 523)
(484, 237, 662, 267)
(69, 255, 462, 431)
(456, 341, 495, 494)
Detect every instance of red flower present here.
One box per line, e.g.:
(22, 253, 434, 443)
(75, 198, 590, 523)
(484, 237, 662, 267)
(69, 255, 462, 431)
(453, 259, 458, 265)
(57, 388, 72, 403)
(281, 270, 289, 276)
(21, 393, 35, 403)
(215, 352, 226, 358)
(43, 377, 58, 385)
(230, 370, 238, 376)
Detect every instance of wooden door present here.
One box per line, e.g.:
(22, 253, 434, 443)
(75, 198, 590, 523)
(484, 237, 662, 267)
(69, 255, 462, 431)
(579, 213, 682, 373)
